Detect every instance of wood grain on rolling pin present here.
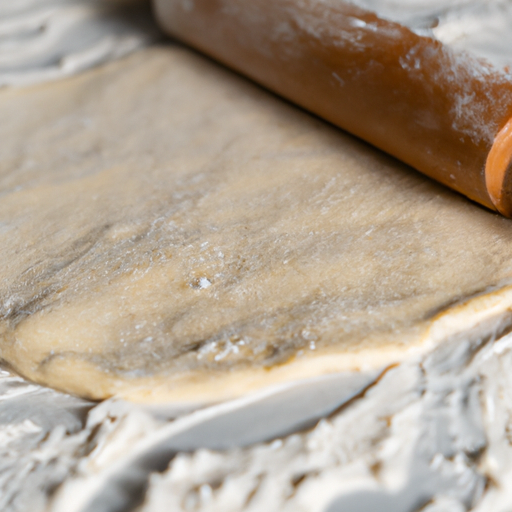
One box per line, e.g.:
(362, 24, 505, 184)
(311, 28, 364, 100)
(154, 0, 512, 216)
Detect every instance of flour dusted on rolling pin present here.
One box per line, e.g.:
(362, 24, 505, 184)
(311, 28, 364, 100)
(154, 0, 512, 217)
(354, 0, 512, 71)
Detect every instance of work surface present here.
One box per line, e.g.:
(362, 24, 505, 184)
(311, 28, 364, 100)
(3, 10, 512, 508)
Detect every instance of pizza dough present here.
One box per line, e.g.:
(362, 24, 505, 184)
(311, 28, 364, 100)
(2, 45, 512, 403)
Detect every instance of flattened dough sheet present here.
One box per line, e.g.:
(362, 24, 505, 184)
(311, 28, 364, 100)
(2, 45, 512, 403)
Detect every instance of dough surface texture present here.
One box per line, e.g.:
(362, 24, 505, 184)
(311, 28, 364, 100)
(2, 45, 512, 403)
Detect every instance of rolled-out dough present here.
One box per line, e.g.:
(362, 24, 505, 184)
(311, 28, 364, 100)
(2, 45, 512, 403)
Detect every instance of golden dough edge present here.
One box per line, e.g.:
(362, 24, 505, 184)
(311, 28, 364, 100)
(4, 284, 512, 405)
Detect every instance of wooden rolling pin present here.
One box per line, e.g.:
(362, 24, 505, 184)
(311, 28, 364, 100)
(153, 0, 512, 216)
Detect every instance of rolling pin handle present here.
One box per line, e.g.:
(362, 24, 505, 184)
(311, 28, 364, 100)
(486, 118, 512, 216)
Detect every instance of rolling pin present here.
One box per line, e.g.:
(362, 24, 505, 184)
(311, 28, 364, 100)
(153, 0, 512, 216)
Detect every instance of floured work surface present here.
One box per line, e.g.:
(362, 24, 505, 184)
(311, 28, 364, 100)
(2, 45, 512, 404)
(0, 0, 159, 87)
